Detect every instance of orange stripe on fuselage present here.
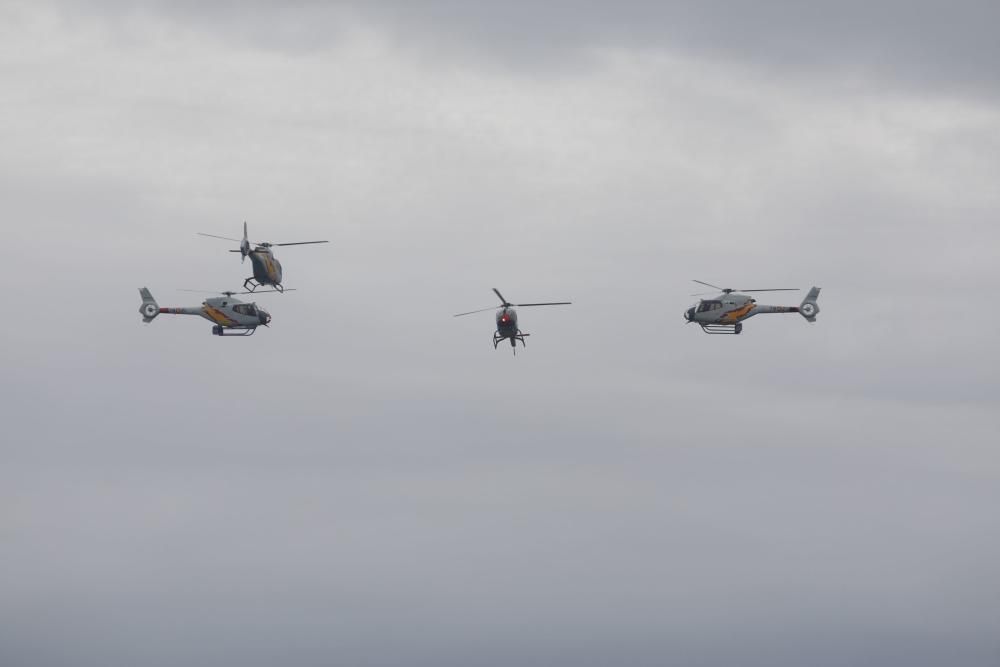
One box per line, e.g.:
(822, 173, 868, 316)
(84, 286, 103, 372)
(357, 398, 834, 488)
(204, 306, 237, 326)
(262, 255, 277, 282)
(721, 303, 755, 322)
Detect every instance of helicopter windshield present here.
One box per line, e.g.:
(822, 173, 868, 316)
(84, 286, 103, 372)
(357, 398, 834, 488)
(697, 300, 723, 313)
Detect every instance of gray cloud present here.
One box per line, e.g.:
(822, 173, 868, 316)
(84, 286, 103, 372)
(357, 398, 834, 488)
(361, 1, 1000, 91)
(1, 2, 999, 666)
(33, 0, 1000, 96)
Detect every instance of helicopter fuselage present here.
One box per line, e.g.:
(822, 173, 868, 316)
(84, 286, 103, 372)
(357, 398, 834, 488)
(248, 247, 283, 289)
(685, 294, 797, 325)
(496, 307, 519, 341)
(198, 295, 271, 331)
(493, 307, 531, 350)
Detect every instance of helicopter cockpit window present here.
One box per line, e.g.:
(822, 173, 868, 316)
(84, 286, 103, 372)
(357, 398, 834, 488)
(697, 300, 722, 313)
(233, 304, 257, 316)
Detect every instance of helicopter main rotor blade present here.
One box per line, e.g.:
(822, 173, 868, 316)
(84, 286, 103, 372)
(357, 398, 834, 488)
(691, 279, 799, 294)
(514, 302, 572, 307)
(453, 306, 501, 317)
(198, 232, 243, 243)
(270, 241, 330, 246)
(492, 288, 510, 306)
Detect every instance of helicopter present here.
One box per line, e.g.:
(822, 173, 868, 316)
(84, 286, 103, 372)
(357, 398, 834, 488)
(683, 280, 821, 334)
(138, 287, 282, 336)
(198, 222, 328, 293)
(454, 288, 571, 354)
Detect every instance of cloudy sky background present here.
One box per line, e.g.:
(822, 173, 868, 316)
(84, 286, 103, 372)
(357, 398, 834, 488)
(2, 2, 998, 665)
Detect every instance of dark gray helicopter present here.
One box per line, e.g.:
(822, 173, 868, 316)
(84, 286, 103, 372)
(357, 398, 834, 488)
(454, 288, 571, 354)
(198, 222, 328, 293)
(683, 280, 821, 334)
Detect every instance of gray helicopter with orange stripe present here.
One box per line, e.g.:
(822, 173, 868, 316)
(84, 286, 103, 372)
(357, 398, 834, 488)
(198, 222, 328, 293)
(683, 280, 821, 334)
(137, 287, 287, 336)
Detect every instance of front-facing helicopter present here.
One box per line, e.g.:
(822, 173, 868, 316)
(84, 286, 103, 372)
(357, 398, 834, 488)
(138, 287, 282, 336)
(454, 288, 571, 354)
(198, 221, 328, 293)
(684, 280, 821, 334)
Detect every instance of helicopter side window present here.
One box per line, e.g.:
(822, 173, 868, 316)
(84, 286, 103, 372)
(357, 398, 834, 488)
(697, 300, 722, 313)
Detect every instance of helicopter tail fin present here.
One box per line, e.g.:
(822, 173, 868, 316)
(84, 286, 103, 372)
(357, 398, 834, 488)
(240, 221, 250, 263)
(139, 287, 160, 323)
(799, 286, 821, 323)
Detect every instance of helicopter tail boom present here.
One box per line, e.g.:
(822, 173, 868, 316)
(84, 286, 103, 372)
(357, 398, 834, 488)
(799, 287, 821, 323)
(138, 287, 160, 323)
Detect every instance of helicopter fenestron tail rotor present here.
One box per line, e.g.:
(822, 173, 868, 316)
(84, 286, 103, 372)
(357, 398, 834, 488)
(209, 222, 250, 262)
(198, 230, 250, 264)
(139, 287, 160, 323)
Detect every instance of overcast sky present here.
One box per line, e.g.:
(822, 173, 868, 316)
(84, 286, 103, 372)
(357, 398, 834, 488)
(2, 2, 999, 666)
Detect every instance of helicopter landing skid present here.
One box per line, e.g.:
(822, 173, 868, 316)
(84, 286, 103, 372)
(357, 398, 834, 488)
(243, 278, 284, 293)
(212, 325, 257, 337)
(699, 323, 743, 335)
(494, 331, 530, 350)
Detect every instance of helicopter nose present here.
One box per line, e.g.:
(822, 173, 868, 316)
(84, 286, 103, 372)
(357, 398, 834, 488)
(684, 307, 695, 322)
(259, 311, 271, 325)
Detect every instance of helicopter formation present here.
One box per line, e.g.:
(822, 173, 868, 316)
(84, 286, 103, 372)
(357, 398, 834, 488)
(139, 222, 822, 346)
(139, 222, 325, 337)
